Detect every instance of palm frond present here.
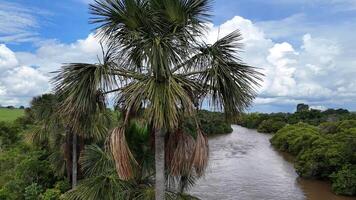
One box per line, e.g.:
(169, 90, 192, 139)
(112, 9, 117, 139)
(191, 130, 208, 176)
(110, 127, 137, 180)
(169, 131, 195, 176)
(62, 173, 133, 200)
(80, 145, 115, 177)
(185, 31, 263, 117)
(53, 59, 115, 136)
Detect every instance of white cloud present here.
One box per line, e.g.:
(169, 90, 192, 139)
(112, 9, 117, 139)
(1, 14, 356, 111)
(16, 33, 102, 73)
(0, 33, 102, 106)
(0, 44, 18, 70)
(205, 15, 356, 111)
(0, 45, 49, 106)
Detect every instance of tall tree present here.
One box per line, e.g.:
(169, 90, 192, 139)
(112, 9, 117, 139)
(28, 94, 111, 188)
(53, 0, 262, 199)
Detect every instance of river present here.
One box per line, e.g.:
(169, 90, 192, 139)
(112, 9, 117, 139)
(190, 125, 356, 200)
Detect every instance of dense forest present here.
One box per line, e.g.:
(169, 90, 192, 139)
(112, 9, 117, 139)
(236, 104, 356, 196)
(0, 94, 232, 200)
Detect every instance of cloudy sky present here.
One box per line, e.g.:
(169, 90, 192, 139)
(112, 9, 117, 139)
(0, 0, 356, 112)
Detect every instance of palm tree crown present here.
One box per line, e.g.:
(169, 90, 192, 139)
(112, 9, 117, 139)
(53, 0, 262, 199)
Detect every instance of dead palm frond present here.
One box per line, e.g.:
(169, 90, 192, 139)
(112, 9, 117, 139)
(191, 130, 209, 177)
(169, 131, 195, 176)
(54, 0, 263, 196)
(110, 127, 137, 180)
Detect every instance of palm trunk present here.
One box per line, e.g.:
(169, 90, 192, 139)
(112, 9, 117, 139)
(72, 132, 77, 188)
(155, 130, 165, 200)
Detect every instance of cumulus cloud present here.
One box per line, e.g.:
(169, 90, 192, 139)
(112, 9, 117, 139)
(0, 44, 49, 106)
(1, 14, 356, 111)
(0, 33, 104, 106)
(205, 15, 356, 111)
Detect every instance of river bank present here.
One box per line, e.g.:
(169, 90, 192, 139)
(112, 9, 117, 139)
(190, 125, 356, 200)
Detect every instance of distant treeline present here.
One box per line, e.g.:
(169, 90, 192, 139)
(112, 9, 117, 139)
(236, 104, 354, 134)
(236, 104, 356, 196)
(0, 105, 25, 109)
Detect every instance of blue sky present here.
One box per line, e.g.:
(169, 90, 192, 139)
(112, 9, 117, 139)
(1, 0, 356, 112)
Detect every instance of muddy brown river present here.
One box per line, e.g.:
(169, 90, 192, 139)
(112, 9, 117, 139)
(190, 125, 356, 200)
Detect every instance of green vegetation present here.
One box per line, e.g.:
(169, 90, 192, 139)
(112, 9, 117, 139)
(236, 106, 355, 133)
(0, 108, 24, 122)
(50, 0, 261, 199)
(270, 122, 356, 196)
(0, 94, 233, 200)
(236, 104, 356, 196)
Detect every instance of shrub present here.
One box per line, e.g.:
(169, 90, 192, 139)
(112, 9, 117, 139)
(0, 179, 26, 200)
(54, 180, 71, 193)
(183, 110, 233, 136)
(236, 113, 268, 129)
(40, 189, 61, 200)
(337, 120, 356, 131)
(319, 121, 340, 134)
(24, 183, 43, 200)
(257, 119, 286, 133)
(295, 141, 344, 179)
(15, 151, 57, 188)
(270, 123, 319, 155)
(0, 122, 21, 149)
(331, 165, 356, 196)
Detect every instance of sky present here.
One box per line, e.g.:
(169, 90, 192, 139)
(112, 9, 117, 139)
(1, 0, 356, 113)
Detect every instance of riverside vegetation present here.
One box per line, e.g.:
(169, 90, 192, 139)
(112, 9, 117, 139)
(236, 104, 356, 196)
(0, 94, 233, 200)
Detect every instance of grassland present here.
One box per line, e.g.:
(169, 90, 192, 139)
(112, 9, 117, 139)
(0, 108, 24, 122)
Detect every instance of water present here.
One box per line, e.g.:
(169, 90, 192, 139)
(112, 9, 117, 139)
(190, 125, 356, 200)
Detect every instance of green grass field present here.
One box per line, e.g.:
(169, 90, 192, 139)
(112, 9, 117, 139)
(0, 108, 24, 122)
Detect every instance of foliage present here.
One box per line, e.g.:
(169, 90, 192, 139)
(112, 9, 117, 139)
(270, 123, 320, 155)
(24, 183, 43, 200)
(257, 119, 286, 133)
(54, 180, 71, 193)
(40, 189, 61, 200)
(237, 105, 356, 134)
(270, 122, 356, 195)
(0, 122, 21, 149)
(319, 121, 340, 134)
(331, 165, 356, 196)
(183, 110, 232, 136)
(296, 103, 309, 112)
(236, 113, 268, 129)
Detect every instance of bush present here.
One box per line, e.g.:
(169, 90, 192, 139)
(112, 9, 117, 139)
(54, 180, 71, 193)
(40, 189, 61, 200)
(236, 113, 268, 129)
(183, 110, 233, 136)
(15, 151, 57, 188)
(270, 122, 356, 195)
(337, 120, 356, 131)
(0, 179, 26, 200)
(0, 122, 21, 149)
(331, 165, 356, 196)
(319, 121, 340, 134)
(257, 119, 286, 133)
(295, 141, 344, 178)
(270, 123, 319, 155)
(24, 183, 43, 200)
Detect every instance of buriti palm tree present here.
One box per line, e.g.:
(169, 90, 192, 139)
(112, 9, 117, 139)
(53, 0, 262, 199)
(28, 94, 112, 188)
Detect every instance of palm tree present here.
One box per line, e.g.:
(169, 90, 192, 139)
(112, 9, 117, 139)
(53, 0, 262, 199)
(28, 94, 112, 188)
(63, 121, 200, 200)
